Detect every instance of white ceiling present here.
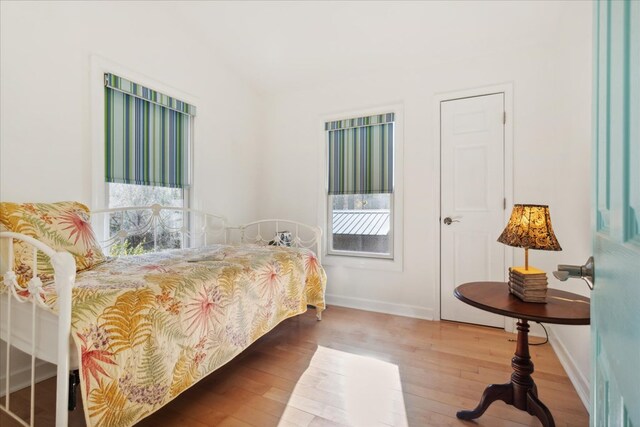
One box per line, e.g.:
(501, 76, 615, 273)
(172, 1, 577, 95)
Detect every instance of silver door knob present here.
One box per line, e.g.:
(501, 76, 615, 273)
(443, 217, 460, 225)
(553, 256, 594, 290)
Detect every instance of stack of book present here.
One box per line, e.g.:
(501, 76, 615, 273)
(508, 267, 548, 303)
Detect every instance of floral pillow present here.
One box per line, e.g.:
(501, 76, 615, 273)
(0, 201, 107, 285)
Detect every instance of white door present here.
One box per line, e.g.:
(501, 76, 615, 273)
(440, 93, 506, 328)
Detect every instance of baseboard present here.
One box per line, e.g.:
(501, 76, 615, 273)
(0, 360, 57, 397)
(548, 326, 590, 412)
(325, 293, 434, 320)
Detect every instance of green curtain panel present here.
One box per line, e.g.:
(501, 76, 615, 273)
(326, 113, 394, 195)
(104, 74, 193, 189)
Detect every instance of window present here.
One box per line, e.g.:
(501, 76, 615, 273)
(326, 113, 395, 258)
(104, 73, 195, 253)
(107, 183, 184, 209)
(106, 183, 186, 253)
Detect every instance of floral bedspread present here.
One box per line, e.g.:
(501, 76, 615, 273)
(47, 244, 325, 427)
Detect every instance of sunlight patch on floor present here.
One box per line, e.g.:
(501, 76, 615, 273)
(279, 345, 408, 427)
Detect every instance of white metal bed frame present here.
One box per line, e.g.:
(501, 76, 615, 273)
(0, 205, 322, 427)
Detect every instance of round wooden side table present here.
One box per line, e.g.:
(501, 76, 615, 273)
(454, 282, 590, 427)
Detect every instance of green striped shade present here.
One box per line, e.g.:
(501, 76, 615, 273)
(105, 73, 196, 116)
(105, 74, 192, 189)
(326, 113, 394, 195)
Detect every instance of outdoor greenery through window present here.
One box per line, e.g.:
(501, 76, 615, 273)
(107, 183, 186, 255)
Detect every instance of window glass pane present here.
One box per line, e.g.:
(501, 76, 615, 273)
(108, 183, 183, 208)
(331, 194, 391, 255)
(107, 183, 184, 254)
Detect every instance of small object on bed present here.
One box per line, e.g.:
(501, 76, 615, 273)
(269, 230, 292, 246)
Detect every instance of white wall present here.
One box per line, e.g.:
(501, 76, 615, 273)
(544, 3, 594, 408)
(0, 1, 265, 224)
(259, 4, 593, 408)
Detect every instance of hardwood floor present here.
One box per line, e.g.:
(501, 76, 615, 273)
(1, 306, 589, 426)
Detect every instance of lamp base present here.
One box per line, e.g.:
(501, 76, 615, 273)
(508, 266, 548, 303)
(511, 266, 546, 276)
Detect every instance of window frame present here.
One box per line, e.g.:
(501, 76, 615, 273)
(91, 56, 198, 212)
(318, 104, 404, 272)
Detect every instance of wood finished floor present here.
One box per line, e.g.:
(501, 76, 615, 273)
(2, 306, 588, 426)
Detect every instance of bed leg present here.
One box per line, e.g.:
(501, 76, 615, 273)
(68, 370, 80, 411)
(316, 306, 322, 321)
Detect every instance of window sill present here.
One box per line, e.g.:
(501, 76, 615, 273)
(322, 253, 403, 272)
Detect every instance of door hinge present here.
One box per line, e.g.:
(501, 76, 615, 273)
(503, 198, 506, 209)
(503, 112, 506, 124)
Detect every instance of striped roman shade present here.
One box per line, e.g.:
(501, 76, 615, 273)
(326, 113, 394, 195)
(104, 73, 195, 189)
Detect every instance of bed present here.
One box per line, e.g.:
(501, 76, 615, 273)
(0, 203, 326, 427)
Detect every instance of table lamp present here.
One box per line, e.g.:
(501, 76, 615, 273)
(498, 204, 562, 270)
(497, 204, 562, 302)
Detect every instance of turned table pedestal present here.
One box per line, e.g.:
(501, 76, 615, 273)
(454, 282, 590, 427)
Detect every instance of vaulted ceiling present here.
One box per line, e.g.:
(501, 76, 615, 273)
(169, 1, 578, 94)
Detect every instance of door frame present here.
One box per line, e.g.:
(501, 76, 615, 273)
(433, 83, 514, 331)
